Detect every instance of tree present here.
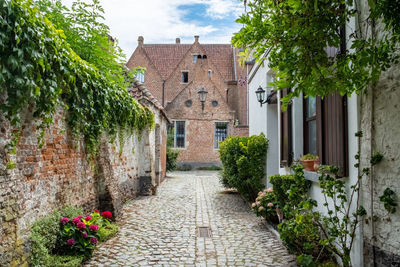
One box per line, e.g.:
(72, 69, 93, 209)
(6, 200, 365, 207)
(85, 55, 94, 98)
(232, 0, 400, 108)
(36, 0, 134, 88)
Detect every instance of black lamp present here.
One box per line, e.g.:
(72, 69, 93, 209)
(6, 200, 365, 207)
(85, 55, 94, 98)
(256, 86, 266, 106)
(198, 87, 208, 112)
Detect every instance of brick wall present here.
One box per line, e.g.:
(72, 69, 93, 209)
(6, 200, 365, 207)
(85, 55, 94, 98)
(232, 125, 249, 137)
(0, 103, 167, 266)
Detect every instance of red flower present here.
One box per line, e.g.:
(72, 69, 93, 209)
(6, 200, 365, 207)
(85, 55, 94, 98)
(85, 216, 92, 221)
(81, 232, 88, 238)
(76, 222, 86, 229)
(72, 217, 81, 224)
(60, 217, 69, 224)
(94, 210, 100, 213)
(101, 211, 112, 218)
(67, 238, 75, 246)
(89, 224, 99, 231)
(90, 237, 98, 244)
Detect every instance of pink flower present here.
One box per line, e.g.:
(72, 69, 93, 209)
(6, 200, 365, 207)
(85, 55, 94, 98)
(256, 201, 261, 206)
(90, 237, 98, 244)
(89, 224, 99, 231)
(266, 187, 273, 193)
(67, 238, 75, 246)
(101, 211, 112, 219)
(267, 202, 274, 207)
(72, 217, 81, 224)
(60, 217, 69, 224)
(81, 232, 88, 238)
(85, 216, 92, 221)
(251, 203, 256, 208)
(94, 210, 100, 213)
(258, 206, 265, 211)
(76, 222, 86, 230)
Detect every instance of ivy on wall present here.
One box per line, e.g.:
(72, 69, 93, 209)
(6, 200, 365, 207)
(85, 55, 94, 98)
(0, 0, 154, 165)
(233, 0, 400, 108)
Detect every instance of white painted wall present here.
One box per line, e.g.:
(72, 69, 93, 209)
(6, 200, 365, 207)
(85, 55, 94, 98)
(248, 61, 280, 183)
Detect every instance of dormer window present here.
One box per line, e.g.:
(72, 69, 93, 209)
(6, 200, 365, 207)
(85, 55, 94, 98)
(182, 71, 188, 83)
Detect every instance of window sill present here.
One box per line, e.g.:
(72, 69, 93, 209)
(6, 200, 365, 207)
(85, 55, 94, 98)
(304, 170, 319, 183)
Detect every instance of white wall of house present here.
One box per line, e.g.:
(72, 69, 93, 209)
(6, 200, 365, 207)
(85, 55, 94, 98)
(248, 61, 280, 183)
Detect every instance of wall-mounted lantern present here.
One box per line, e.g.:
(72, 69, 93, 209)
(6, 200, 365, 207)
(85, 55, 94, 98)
(198, 87, 208, 112)
(256, 85, 277, 106)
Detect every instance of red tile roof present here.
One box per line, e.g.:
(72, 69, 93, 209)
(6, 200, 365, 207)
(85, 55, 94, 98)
(142, 44, 191, 80)
(142, 43, 235, 81)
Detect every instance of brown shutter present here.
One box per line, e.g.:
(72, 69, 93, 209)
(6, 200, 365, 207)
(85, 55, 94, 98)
(321, 93, 348, 176)
(280, 89, 293, 167)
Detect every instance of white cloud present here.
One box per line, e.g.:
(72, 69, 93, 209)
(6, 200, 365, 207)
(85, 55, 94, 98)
(61, 0, 243, 59)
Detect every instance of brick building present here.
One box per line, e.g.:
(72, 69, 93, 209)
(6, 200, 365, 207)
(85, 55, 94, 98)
(127, 36, 249, 167)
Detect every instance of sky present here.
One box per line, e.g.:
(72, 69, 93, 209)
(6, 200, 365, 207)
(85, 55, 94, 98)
(61, 0, 245, 60)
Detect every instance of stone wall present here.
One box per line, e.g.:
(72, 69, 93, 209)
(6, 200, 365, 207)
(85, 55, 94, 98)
(358, 0, 400, 264)
(0, 102, 167, 266)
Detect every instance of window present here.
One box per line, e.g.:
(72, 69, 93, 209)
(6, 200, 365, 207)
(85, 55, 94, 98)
(136, 71, 145, 83)
(304, 96, 317, 155)
(303, 93, 348, 176)
(193, 55, 197, 63)
(214, 122, 228, 148)
(182, 71, 188, 83)
(208, 70, 212, 78)
(175, 121, 185, 148)
(168, 121, 186, 148)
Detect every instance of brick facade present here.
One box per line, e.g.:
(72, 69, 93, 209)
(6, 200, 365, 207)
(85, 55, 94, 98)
(127, 36, 249, 166)
(0, 85, 168, 266)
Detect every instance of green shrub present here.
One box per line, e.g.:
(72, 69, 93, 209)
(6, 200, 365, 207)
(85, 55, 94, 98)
(219, 134, 268, 201)
(30, 206, 118, 267)
(278, 212, 334, 265)
(196, 165, 222, 170)
(269, 165, 311, 219)
(99, 224, 119, 242)
(30, 206, 83, 267)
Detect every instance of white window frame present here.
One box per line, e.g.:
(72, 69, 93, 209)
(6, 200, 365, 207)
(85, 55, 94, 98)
(137, 71, 145, 83)
(214, 121, 229, 149)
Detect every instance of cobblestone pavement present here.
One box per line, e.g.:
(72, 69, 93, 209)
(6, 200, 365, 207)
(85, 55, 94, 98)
(85, 171, 296, 266)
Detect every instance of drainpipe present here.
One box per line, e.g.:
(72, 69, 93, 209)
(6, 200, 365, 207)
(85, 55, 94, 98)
(162, 80, 165, 107)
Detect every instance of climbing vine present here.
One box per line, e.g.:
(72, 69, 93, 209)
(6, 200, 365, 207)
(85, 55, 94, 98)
(233, 0, 400, 108)
(0, 0, 154, 165)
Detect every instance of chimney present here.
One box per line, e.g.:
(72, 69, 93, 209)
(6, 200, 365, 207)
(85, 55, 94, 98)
(194, 35, 199, 43)
(138, 36, 144, 47)
(176, 38, 181, 44)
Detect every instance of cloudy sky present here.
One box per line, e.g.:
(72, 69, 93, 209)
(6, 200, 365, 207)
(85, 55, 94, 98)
(62, 0, 245, 60)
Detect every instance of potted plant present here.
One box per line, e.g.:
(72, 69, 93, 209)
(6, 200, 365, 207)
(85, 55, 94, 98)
(300, 154, 319, 171)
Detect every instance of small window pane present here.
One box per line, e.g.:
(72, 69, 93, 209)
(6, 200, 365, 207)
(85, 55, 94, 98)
(175, 121, 185, 148)
(308, 120, 317, 155)
(193, 55, 197, 63)
(307, 96, 316, 118)
(182, 72, 188, 83)
(214, 122, 228, 148)
(137, 71, 145, 83)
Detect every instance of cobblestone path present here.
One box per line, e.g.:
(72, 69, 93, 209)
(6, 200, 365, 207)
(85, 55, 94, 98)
(85, 171, 295, 266)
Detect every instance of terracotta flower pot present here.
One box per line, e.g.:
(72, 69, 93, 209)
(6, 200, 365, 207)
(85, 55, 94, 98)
(301, 159, 318, 171)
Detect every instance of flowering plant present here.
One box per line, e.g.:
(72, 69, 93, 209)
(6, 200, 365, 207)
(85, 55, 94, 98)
(59, 212, 101, 257)
(251, 187, 279, 224)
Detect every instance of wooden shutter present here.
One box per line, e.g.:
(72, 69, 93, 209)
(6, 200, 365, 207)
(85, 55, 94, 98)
(321, 93, 348, 176)
(280, 89, 293, 167)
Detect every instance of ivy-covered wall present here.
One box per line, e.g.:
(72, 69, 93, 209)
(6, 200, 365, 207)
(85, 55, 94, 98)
(0, 104, 166, 267)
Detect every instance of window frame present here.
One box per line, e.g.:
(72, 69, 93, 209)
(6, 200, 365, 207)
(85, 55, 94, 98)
(181, 71, 189, 83)
(193, 55, 197, 63)
(214, 121, 229, 149)
(168, 121, 186, 148)
(136, 71, 145, 83)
